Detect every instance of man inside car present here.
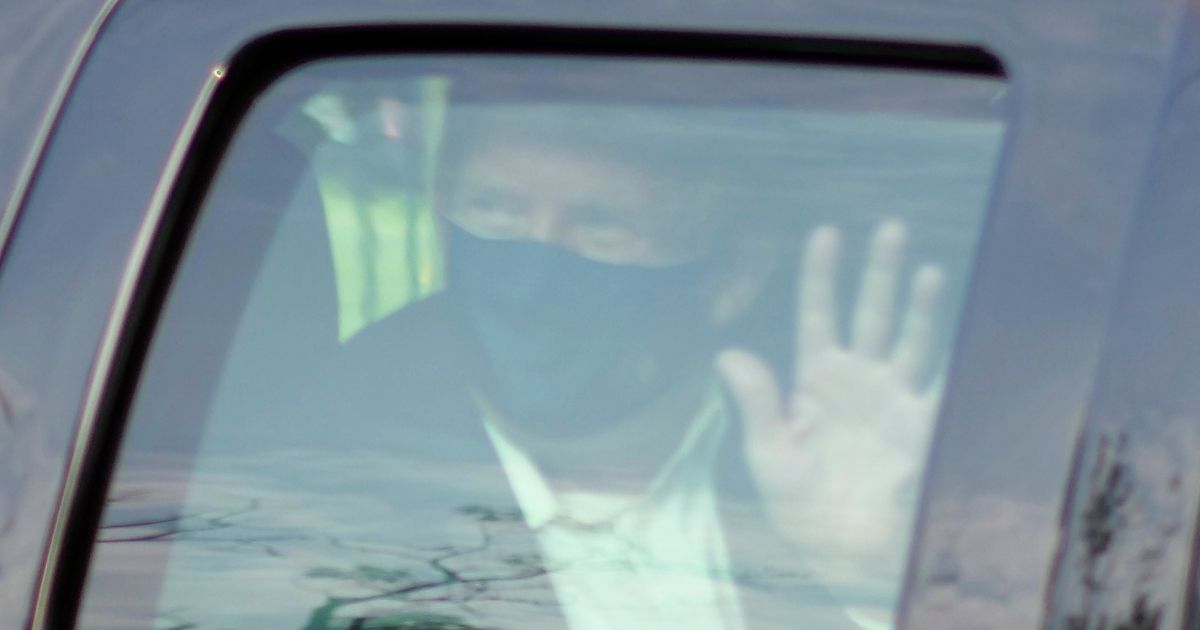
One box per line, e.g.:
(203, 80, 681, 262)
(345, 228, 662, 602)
(324, 99, 947, 630)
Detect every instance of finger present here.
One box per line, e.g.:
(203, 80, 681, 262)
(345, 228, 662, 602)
(851, 220, 907, 356)
(923, 371, 947, 403)
(908, 370, 948, 447)
(893, 264, 946, 387)
(799, 226, 842, 362)
(716, 348, 785, 442)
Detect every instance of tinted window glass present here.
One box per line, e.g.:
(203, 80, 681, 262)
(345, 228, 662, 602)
(79, 55, 1006, 629)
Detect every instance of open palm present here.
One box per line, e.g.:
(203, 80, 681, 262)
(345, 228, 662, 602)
(717, 220, 946, 604)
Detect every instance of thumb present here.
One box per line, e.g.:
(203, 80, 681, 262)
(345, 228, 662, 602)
(716, 348, 785, 442)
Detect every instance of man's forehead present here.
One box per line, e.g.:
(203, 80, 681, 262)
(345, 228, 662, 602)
(447, 104, 739, 160)
(459, 138, 651, 189)
(439, 103, 793, 231)
(455, 138, 710, 232)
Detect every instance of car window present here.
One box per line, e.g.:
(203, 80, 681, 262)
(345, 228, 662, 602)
(76, 54, 1006, 629)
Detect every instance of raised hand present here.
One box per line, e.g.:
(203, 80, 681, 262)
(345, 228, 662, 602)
(716, 219, 946, 609)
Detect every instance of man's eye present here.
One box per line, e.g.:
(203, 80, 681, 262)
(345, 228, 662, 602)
(573, 223, 650, 261)
(576, 223, 636, 242)
(460, 197, 526, 233)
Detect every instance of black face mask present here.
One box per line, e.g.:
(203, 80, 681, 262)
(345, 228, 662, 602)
(446, 224, 719, 438)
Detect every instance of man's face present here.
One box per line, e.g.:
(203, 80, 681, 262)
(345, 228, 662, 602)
(436, 136, 747, 434)
(440, 138, 714, 268)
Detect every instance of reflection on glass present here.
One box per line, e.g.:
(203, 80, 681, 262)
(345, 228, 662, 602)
(78, 56, 1006, 630)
